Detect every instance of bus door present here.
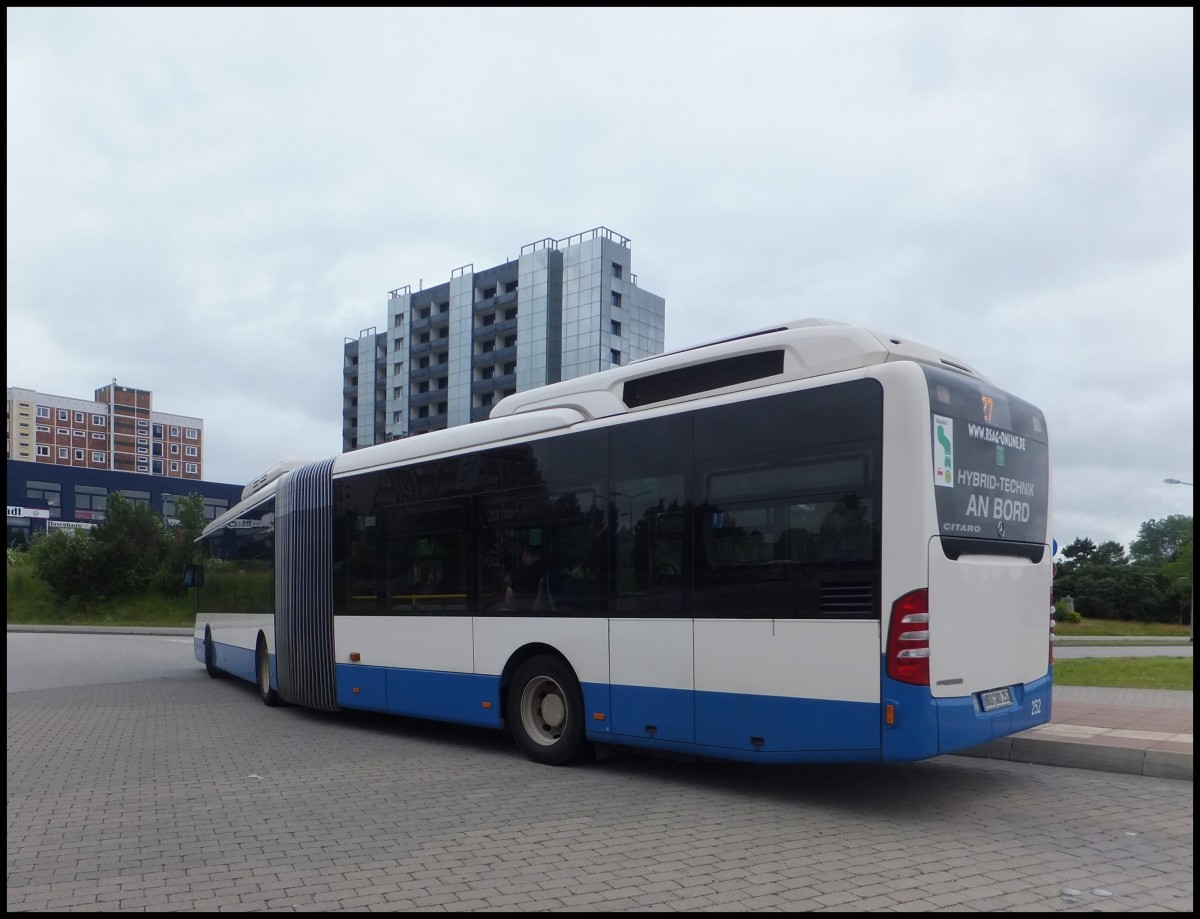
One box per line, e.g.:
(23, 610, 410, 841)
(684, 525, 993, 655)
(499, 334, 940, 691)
(608, 476, 695, 745)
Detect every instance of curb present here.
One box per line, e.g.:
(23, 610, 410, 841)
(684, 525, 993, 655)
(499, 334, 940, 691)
(956, 736, 1192, 782)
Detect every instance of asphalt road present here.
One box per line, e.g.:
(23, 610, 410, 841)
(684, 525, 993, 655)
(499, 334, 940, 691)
(6, 631, 1194, 912)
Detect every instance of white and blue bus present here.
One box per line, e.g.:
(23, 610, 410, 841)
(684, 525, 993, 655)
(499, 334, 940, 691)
(194, 318, 1053, 766)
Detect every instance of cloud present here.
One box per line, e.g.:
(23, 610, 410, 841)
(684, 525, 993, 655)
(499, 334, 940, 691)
(6, 7, 1193, 550)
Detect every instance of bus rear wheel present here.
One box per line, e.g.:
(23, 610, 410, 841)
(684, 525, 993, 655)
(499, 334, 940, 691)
(256, 636, 280, 707)
(507, 655, 590, 766)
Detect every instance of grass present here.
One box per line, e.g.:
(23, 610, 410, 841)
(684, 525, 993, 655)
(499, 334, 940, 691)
(1053, 656, 1193, 691)
(1054, 617, 1190, 638)
(7, 561, 194, 627)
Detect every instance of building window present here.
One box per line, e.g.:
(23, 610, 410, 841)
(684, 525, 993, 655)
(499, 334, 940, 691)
(505, 280, 518, 294)
(75, 485, 107, 512)
(394, 314, 403, 327)
(153, 424, 163, 438)
(138, 446, 149, 455)
(92, 414, 106, 426)
(74, 449, 85, 461)
(74, 412, 85, 424)
(394, 363, 403, 375)
(58, 447, 69, 459)
(36, 406, 50, 418)
(185, 463, 198, 474)
(92, 452, 106, 463)
(171, 461, 180, 472)
(36, 424, 50, 433)
(137, 437, 148, 445)
(57, 428, 69, 436)
(26, 480, 62, 517)
(611, 320, 622, 337)
(153, 460, 163, 475)
(185, 446, 198, 457)
(170, 444, 179, 455)
(137, 419, 149, 430)
(58, 409, 68, 421)
(73, 430, 84, 438)
(36, 445, 50, 457)
(92, 433, 106, 440)
(185, 428, 198, 439)
(611, 291, 622, 308)
(170, 426, 180, 437)
(611, 350, 622, 365)
(393, 411, 402, 423)
(119, 490, 151, 507)
(611, 262, 623, 280)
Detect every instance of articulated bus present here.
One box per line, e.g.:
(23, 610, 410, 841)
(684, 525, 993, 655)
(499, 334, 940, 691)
(194, 318, 1053, 766)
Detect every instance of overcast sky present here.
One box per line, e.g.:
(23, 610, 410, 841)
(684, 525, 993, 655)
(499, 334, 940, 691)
(6, 7, 1193, 552)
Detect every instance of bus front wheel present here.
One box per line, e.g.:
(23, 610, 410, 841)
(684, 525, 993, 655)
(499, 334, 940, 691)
(256, 636, 280, 707)
(507, 655, 590, 766)
(204, 628, 222, 679)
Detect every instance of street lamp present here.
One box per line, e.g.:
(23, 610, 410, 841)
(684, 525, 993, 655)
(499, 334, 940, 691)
(1163, 478, 1193, 641)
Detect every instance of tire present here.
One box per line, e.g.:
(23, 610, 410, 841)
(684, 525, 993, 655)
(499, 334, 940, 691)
(204, 627, 222, 679)
(256, 636, 280, 707)
(507, 655, 591, 766)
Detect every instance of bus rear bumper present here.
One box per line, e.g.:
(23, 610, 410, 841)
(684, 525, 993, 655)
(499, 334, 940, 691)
(882, 671, 1053, 761)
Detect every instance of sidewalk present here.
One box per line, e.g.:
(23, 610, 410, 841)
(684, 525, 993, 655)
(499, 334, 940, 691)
(8, 625, 1193, 781)
(956, 684, 1193, 781)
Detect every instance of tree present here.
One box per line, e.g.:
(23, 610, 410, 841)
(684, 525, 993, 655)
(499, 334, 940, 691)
(161, 493, 206, 595)
(1129, 515, 1193, 565)
(89, 493, 167, 597)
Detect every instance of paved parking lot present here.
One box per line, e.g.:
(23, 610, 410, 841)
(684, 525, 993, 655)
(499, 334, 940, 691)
(7, 635, 1193, 912)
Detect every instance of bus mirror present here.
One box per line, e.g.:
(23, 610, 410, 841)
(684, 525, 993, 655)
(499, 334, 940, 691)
(184, 564, 204, 588)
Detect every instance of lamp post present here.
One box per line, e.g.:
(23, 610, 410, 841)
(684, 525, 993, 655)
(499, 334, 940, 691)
(1163, 478, 1193, 642)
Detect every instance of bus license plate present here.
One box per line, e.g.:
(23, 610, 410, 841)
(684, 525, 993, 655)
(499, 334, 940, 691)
(980, 687, 1013, 712)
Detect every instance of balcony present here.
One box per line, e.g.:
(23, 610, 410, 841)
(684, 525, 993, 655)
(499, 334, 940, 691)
(473, 316, 517, 339)
(472, 345, 516, 367)
(470, 372, 516, 394)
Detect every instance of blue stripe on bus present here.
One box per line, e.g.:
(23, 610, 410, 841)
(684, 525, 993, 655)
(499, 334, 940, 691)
(335, 662, 883, 761)
(206, 640, 257, 684)
(215, 653, 1053, 765)
(335, 664, 504, 729)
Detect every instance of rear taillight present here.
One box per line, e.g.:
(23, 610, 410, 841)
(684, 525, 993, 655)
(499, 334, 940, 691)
(887, 589, 930, 685)
(1049, 598, 1056, 665)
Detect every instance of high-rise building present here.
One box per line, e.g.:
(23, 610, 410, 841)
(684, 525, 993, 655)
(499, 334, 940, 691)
(343, 226, 666, 450)
(7, 382, 206, 479)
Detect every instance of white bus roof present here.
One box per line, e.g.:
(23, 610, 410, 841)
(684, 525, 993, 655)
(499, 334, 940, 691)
(219, 317, 987, 516)
(488, 317, 987, 421)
